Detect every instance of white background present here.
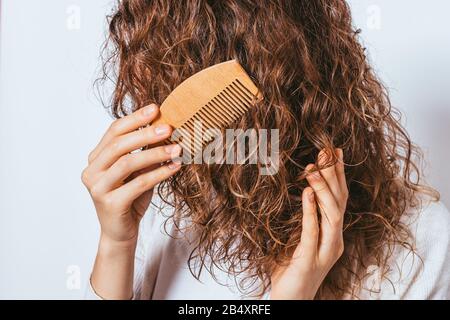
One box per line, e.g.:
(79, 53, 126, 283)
(0, 0, 449, 299)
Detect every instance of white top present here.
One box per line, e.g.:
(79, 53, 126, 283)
(86, 195, 450, 300)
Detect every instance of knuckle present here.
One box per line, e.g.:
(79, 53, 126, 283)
(340, 199, 348, 212)
(89, 184, 104, 199)
(101, 194, 116, 209)
(323, 210, 343, 228)
(109, 138, 122, 154)
(87, 151, 95, 164)
(342, 188, 349, 200)
(331, 215, 342, 227)
(134, 175, 149, 189)
(81, 168, 91, 186)
(156, 145, 168, 156)
(108, 121, 120, 135)
(135, 174, 154, 190)
(116, 155, 131, 172)
(329, 219, 343, 232)
(309, 226, 319, 238)
(145, 125, 156, 138)
(315, 184, 328, 194)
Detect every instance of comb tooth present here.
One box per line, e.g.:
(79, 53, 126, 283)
(217, 96, 239, 120)
(214, 96, 233, 123)
(203, 102, 222, 126)
(213, 96, 241, 118)
(211, 101, 233, 122)
(231, 80, 253, 102)
(202, 106, 220, 128)
(229, 83, 253, 105)
(202, 104, 223, 129)
(179, 139, 192, 154)
(217, 92, 246, 115)
(195, 107, 212, 125)
(194, 113, 212, 139)
(195, 110, 214, 130)
(228, 86, 253, 110)
(226, 83, 251, 104)
(189, 119, 206, 153)
(202, 134, 214, 145)
(215, 95, 244, 125)
(177, 122, 197, 155)
(177, 125, 195, 150)
(191, 108, 209, 129)
(220, 90, 249, 114)
(235, 78, 258, 101)
(225, 91, 250, 120)
(213, 94, 234, 118)
(209, 100, 233, 124)
(210, 101, 233, 124)
(218, 95, 238, 119)
(197, 108, 218, 131)
(193, 114, 214, 143)
(183, 120, 205, 153)
(179, 122, 195, 143)
(213, 96, 241, 125)
(221, 88, 247, 113)
(224, 87, 251, 113)
(207, 102, 229, 125)
(174, 127, 195, 154)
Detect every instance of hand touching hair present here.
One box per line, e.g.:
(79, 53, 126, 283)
(271, 149, 348, 300)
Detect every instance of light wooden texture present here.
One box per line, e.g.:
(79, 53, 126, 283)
(152, 59, 263, 154)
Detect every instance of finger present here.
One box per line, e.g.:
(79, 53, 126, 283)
(88, 123, 172, 173)
(317, 149, 341, 203)
(91, 144, 182, 194)
(335, 148, 348, 204)
(88, 104, 159, 164)
(111, 161, 182, 206)
(305, 163, 342, 232)
(306, 163, 345, 261)
(306, 163, 341, 219)
(292, 187, 319, 261)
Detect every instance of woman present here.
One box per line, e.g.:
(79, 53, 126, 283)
(82, 0, 450, 299)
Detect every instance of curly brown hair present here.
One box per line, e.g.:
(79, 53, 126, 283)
(99, 0, 439, 298)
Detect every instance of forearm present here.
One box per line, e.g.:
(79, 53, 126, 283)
(91, 234, 137, 300)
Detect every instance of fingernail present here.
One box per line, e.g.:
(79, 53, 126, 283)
(165, 144, 182, 156)
(155, 124, 169, 135)
(168, 161, 181, 170)
(143, 104, 157, 116)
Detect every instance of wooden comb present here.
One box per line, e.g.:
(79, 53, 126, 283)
(152, 59, 263, 155)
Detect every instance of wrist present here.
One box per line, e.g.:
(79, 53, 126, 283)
(91, 233, 137, 300)
(97, 233, 138, 258)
